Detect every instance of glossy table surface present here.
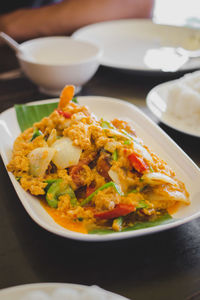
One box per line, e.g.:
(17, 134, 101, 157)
(0, 45, 200, 300)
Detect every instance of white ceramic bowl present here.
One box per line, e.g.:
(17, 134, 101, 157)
(17, 36, 102, 96)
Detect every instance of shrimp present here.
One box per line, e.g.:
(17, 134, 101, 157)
(58, 85, 75, 110)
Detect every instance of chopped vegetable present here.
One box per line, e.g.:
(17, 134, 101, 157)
(142, 172, 178, 186)
(123, 213, 173, 231)
(28, 147, 56, 177)
(100, 119, 114, 129)
(121, 129, 135, 140)
(65, 185, 77, 207)
(81, 181, 123, 206)
(89, 213, 174, 234)
(128, 188, 138, 194)
(149, 166, 154, 172)
(30, 128, 43, 141)
(108, 169, 121, 188)
(71, 97, 78, 104)
(94, 204, 135, 219)
(112, 149, 118, 161)
(112, 216, 123, 231)
(51, 137, 82, 169)
(124, 139, 131, 145)
(128, 153, 149, 173)
(56, 109, 71, 118)
(46, 179, 77, 208)
(136, 200, 149, 209)
(46, 179, 63, 208)
(45, 179, 59, 192)
(47, 129, 57, 146)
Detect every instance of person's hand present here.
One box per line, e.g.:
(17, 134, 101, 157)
(0, 9, 37, 41)
(0, 0, 154, 42)
(0, 5, 60, 41)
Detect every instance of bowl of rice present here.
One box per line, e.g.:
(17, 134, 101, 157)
(146, 70, 200, 137)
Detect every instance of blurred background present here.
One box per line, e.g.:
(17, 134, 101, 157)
(154, 0, 200, 27)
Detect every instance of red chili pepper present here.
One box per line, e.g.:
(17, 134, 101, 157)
(86, 186, 96, 198)
(56, 109, 72, 118)
(128, 153, 148, 173)
(94, 203, 135, 219)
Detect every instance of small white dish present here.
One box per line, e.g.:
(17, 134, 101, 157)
(0, 96, 200, 241)
(73, 19, 200, 73)
(0, 283, 127, 300)
(146, 80, 200, 137)
(17, 36, 102, 96)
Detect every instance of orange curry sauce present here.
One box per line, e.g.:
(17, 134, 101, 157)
(40, 200, 88, 234)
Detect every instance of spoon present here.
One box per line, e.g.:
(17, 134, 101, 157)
(176, 47, 200, 58)
(0, 32, 22, 54)
(0, 31, 35, 62)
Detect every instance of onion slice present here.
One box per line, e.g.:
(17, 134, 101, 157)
(108, 169, 122, 193)
(133, 142, 153, 163)
(142, 172, 178, 186)
(51, 137, 81, 169)
(28, 147, 56, 177)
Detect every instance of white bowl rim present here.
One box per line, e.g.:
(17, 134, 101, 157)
(17, 36, 103, 66)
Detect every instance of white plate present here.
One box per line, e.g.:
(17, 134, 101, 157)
(0, 283, 127, 300)
(146, 80, 200, 137)
(72, 19, 200, 73)
(0, 96, 200, 241)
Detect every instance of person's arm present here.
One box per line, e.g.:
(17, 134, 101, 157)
(0, 0, 154, 41)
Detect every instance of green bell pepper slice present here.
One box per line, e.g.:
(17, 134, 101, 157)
(46, 179, 77, 208)
(80, 181, 123, 206)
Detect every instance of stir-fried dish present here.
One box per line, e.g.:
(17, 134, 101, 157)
(7, 85, 190, 234)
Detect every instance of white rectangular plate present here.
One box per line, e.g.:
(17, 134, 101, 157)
(0, 282, 127, 300)
(0, 96, 200, 241)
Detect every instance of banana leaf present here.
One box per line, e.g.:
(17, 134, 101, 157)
(15, 102, 58, 132)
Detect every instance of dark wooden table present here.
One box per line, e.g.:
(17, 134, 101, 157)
(0, 45, 200, 300)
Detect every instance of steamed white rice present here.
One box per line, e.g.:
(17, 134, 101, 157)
(165, 70, 200, 130)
